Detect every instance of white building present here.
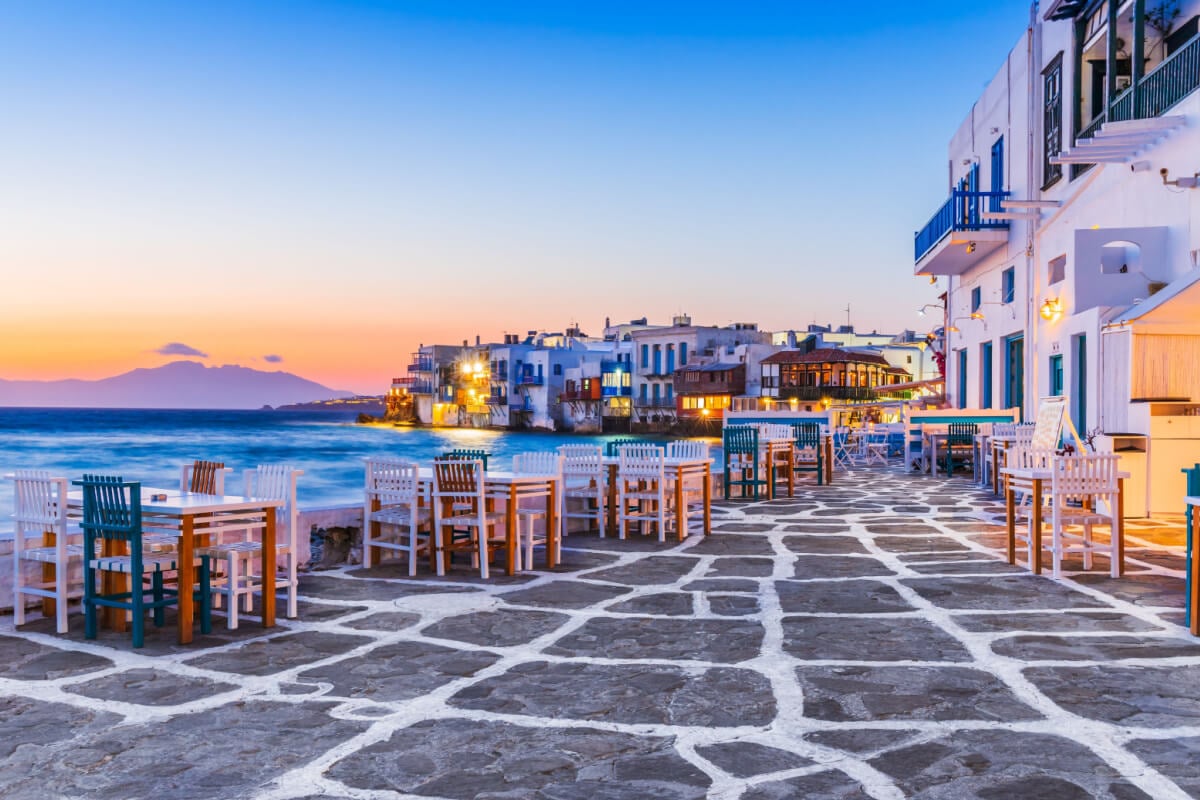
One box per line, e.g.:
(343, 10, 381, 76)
(916, 0, 1200, 513)
(628, 316, 770, 429)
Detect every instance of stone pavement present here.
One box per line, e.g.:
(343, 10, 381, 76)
(1, 466, 1198, 799)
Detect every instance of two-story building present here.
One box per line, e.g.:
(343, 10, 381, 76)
(629, 316, 770, 430)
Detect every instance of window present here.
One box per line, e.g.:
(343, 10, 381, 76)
(652, 345, 662, 375)
(666, 344, 675, 374)
(1048, 254, 1066, 284)
(971, 287, 982, 312)
(1042, 53, 1063, 188)
(639, 383, 647, 402)
(679, 342, 688, 366)
(980, 341, 994, 409)
(1002, 267, 1016, 304)
(906, 355, 912, 364)
(652, 383, 660, 405)
(552, 364, 562, 376)
(1049, 354, 1064, 396)
(1005, 334, 1024, 416)
(665, 385, 673, 404)
(640, 345, 648, 369)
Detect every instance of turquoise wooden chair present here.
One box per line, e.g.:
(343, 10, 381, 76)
(76, 475, 212, 648)
(1184, 464, 1200, 628)
(441, 450, 489, 470)
(605, 438, 650, 457)
(723, 426, 767, 500)
(791, 422, 825, 485)
(942, 422, 979, 475)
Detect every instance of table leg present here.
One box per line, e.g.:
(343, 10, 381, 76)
(825, 438, 833, 484)
(368, 497, 382, 567)
(1191, 516, 1200, 636)
(41, 530, 57, 618)
(607, 464, 618, 535)
(674, 467, 685, 541)
(1005, 477, 1016, 565)
(702, 464, 711, 535)
(262, 508, 277, 628)
(787, 444, 795, 498)
(992, 447, 1000, 495)
(506, 485, 517, 576)
(547, 480, 559, 568)
(101, 537, 127, 632)
(1031, 478, 1043, 575)
(178, 515, 195, 644)
(1116, 478, 1125, 577)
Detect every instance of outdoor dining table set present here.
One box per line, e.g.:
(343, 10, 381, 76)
(362, 442, 714, 581)
(7, 460, 300, 647)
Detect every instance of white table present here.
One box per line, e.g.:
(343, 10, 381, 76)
(1001, 466, 1129, 576)
(68, 487, 282, 643)
(602, 457, 713, 539)
(417, 469, 561, 575)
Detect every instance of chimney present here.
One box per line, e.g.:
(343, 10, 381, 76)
(475, 335, 481, 346)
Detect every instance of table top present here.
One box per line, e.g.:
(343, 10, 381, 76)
(599, 457, 715, 468)
(415, 468, 563, 485)
(67, 487, 282, 514)
(1001, 466, 1131, 480)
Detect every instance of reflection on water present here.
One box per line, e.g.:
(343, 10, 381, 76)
(0, 408, 716, 518)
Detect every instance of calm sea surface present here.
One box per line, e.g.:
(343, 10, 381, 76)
(0, 407, 698, 519)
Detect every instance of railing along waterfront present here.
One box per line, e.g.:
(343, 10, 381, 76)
(914, 190, 1010, 262)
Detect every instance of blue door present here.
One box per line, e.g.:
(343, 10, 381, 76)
(956, 350, 968, 409)
(981, 341, 993, 409)
(990, 136, 1004, 211)
(1005, 334, 1024, 418)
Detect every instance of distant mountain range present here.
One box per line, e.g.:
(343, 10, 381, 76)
(0, 361, 354, 410)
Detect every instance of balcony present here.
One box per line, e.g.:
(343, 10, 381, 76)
(778, 386, 879, 402)
(518, 374, 545, 387)
(408, 381, 434, 394)
(485, 395, 507, 406)
(407, 358, 434, 373)
(914, 190, 1010, 276)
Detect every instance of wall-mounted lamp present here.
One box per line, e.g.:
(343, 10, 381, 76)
(917, 303, 944, 317)
(945, 325, 960, 333)
(928, 275, 937, 285)
(1161, 167, 1199, 188)
(966, 241, 977, 254)
(1040, 298, 1063, 322)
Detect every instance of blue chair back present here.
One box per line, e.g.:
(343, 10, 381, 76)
(76, 474, 142, 545)
(441, 450, 489, 470)
(791, 422, 821, 448)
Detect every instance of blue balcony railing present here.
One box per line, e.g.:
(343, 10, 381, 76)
(408, 381, 434, 394)
(519, 374, 545, 386)
(914, 190, 1010, 262)
(407, 358, 434, 373)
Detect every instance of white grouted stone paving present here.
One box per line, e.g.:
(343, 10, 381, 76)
(1, 466, 1199, 799)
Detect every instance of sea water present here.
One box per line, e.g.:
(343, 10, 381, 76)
(0, 407, 660, 519)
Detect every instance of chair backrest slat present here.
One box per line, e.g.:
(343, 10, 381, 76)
(617, 444, 664, 479)
(667, 440, 709, 460)
(723, 425, 759, 455)
(185, 460, 226, 495)
(440, 450, 489, 470)
(365, 458, 420, 504)
(433, 458, 484, 498)
(512, 451, 562, 476)
(791, 422, 821, 448)
(74, 475, 142, 544)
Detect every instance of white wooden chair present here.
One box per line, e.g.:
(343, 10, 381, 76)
(10, 471, 80, 633)
(616, 445, 666, 541)
(363, 458, 431, 575)
(432, 459, 505, 578)
(197, 465, 301, 629)
(1039, 453, 1123, 578)
(666, 440, 709, 538)
(181, 460, 231, 495)
(511, 452, 562, 571)
(558, 445, 606, 537)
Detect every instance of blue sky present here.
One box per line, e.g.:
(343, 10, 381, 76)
(1, 0, 1034, 390)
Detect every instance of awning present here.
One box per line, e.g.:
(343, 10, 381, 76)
(881, 377, 944, 393)
(1104, 268, 1200, 331)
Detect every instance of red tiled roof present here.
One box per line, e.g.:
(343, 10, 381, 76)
(762, 348, 891, 367)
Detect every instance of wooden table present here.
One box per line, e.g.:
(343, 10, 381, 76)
(69, 488, 281, 644)
(604, 457, 713, 541)
(1186, 495, 1199, 636)
(418, 469, 560, 576)
(1000, 466, 1128, 576)
(762, 438, 795, 499)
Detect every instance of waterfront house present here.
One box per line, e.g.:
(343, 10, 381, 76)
(629, 316, 770, 430)
(916, 0, 1200, 514)
(674, 362, 745, 423)
(760, 348, 911, 409)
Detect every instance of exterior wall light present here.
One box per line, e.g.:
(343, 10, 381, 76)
(1040, 298, 1063, 321)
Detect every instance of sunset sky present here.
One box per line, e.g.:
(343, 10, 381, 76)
(1, 1, 1032, 395)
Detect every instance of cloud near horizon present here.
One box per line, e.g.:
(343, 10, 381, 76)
(263, 354, 283, 363)
(154, 342, 208, 358)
